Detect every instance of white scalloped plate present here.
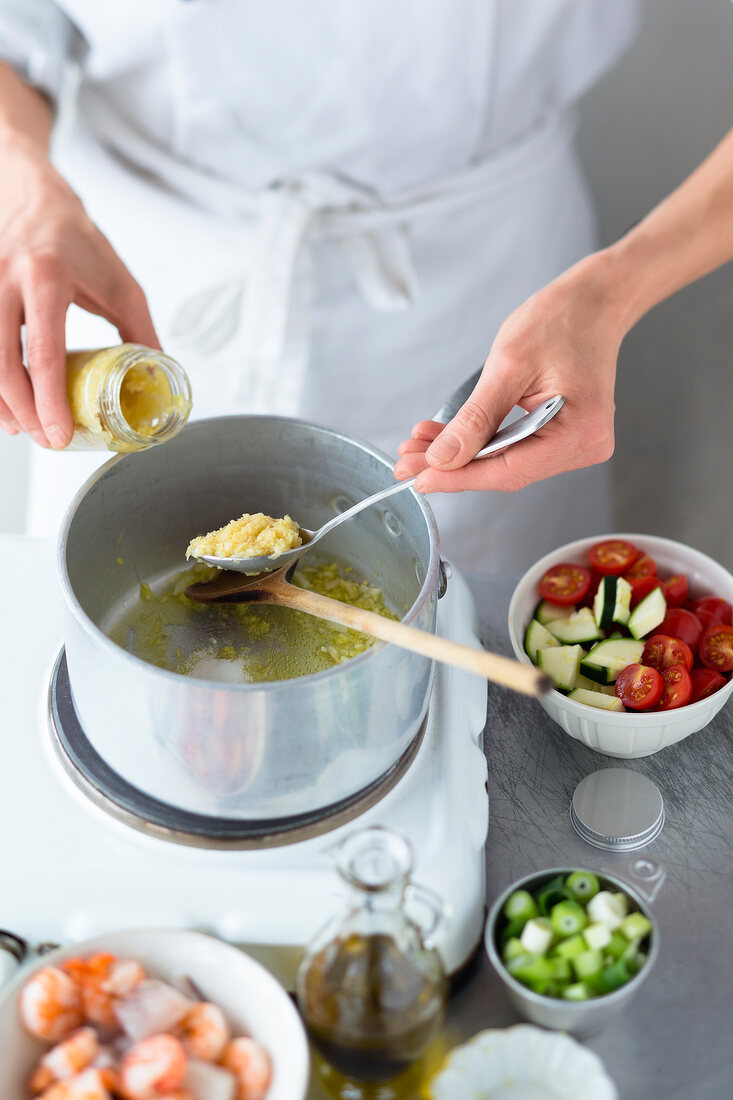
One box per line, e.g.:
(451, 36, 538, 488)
(430, 1025, 617, 1099)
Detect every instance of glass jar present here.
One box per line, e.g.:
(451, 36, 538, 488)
(296, 826, 447, 1100)
(66, 344, 192, 451)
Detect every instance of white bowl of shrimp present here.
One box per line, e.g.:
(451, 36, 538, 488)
(0, 927, 310, 1100)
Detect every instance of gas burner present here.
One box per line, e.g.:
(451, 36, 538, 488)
(49, 650, 428, 851)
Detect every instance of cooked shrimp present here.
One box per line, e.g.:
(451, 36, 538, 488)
(20, 967, 84, 1042)
(118, 1033, 188, 1099)
(30, 1027, 101, 1093)
(219, 1037, 272, 1100)
(38, 1067, 114, 1100)
(62, 954, 146, 1031)
(175, 1001, 230, 1062)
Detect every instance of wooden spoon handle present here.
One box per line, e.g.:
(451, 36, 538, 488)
(266, 581, 550, 698)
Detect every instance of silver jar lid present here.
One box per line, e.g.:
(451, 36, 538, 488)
(570, 768, 665, 851)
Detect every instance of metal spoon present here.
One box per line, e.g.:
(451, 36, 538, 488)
(185, 562, 551, 698)
(193, 393, 565, 574)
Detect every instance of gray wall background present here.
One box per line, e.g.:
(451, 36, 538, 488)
(1, 0, 732, 569)
(578, 0, 733, 571)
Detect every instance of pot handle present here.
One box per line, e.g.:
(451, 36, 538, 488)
(602, 856, 666, 904)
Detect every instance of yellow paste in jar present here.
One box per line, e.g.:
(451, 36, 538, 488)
(186, 512, 303, 561)
(66, 345, 190, 452)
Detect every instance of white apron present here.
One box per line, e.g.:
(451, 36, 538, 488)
(14, 0, 639, 572)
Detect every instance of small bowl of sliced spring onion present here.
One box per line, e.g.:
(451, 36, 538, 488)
(485, 868, 658, 1036)
(508, 533, 733, 757)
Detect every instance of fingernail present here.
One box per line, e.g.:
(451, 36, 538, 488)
(29, 430, 49, 448)
(427, 433, 460, 463)
(46, 425, 70, 449)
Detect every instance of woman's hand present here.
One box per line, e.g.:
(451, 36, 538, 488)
(394, 253, 630, 493)
(0, 134, 158, 448)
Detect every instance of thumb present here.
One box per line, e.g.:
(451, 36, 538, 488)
(425, 370, 519, 470)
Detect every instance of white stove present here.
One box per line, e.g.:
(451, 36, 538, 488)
(0, 535, 488, 989)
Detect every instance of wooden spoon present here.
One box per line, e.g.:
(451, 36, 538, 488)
(186, 565, 551, 698)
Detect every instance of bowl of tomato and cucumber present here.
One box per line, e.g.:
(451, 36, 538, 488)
(485, 868, 658, 1035)
(508, 535, 733, 757)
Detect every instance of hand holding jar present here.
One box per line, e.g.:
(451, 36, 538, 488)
(0, 62, 159, 449)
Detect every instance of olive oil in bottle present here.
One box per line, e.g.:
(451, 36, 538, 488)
(296, 826, 447, 1099)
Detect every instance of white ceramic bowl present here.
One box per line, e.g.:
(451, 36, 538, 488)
(508, 533, 733, 757)
(0, 928, 309, 1100)
(430, 1024, 617, 1099)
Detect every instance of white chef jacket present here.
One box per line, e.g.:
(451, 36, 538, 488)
(1, 0, 639, 571)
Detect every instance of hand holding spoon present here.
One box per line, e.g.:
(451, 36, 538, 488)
(192, 395, 564, 574)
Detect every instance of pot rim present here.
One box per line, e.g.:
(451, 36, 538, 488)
(57, 414, 441, 691)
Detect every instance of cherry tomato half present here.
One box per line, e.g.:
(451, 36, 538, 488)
(696, 608, 724, 634)
(691, 596, 732, 626)
(627, 575, 661, 609)
(690, 667, 727, 703)
(615, 663, 663, 710)
(698, 624, 733, 672)
(642, 634, 694, 673)
(589, 540, 639, 576)
(657, 608, 703, 650)
(657, 664, 693, 710)
(626, 553, 657, 579)
(539, 563, 592, 606)
(661, 574, 688, 608)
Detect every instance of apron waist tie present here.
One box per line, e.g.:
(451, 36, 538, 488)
(106, 108, 576, 413)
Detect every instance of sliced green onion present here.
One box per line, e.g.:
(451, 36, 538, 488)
(520, 917, 554, 955)
(499, 917, 526, 945)
(503, 889, 539, 924)
(565, 871, 600, 902)
(571, 948, 603, 981)
(550, 956, 572, 982)
(620, 912, 652, 941)
(605, 930, 629, 960)
(594, 958, 633, 994)
(562, 981, 594, 1002)
(550, 900, 587, 937)
(537, 876, 573, 915)
(583, 921, 612, 951)
(501, 937, 525, 963)
(551, 933, 587, 960)
(506, 953, 555, 992)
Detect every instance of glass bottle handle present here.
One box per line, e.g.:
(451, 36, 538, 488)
(404, 883, 446, 950)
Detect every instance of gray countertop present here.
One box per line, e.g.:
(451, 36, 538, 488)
(310, 574, 733, 1100)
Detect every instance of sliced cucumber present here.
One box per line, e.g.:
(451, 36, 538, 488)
(627, 585, 666, 639)
(574, 674, 616, 696)
(578, 656, 615, 685)
(581, 637, 645, 679)
(593, 575, 632, 630)
(568, 688, 625, 712)
(524, 620, 560, 663)
(538, 644, 584, 692)
(545, 607, 603, 645)
(535, 599, 573, 625)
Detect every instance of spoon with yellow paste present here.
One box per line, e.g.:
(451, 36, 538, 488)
(187, 396, 564, 574)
